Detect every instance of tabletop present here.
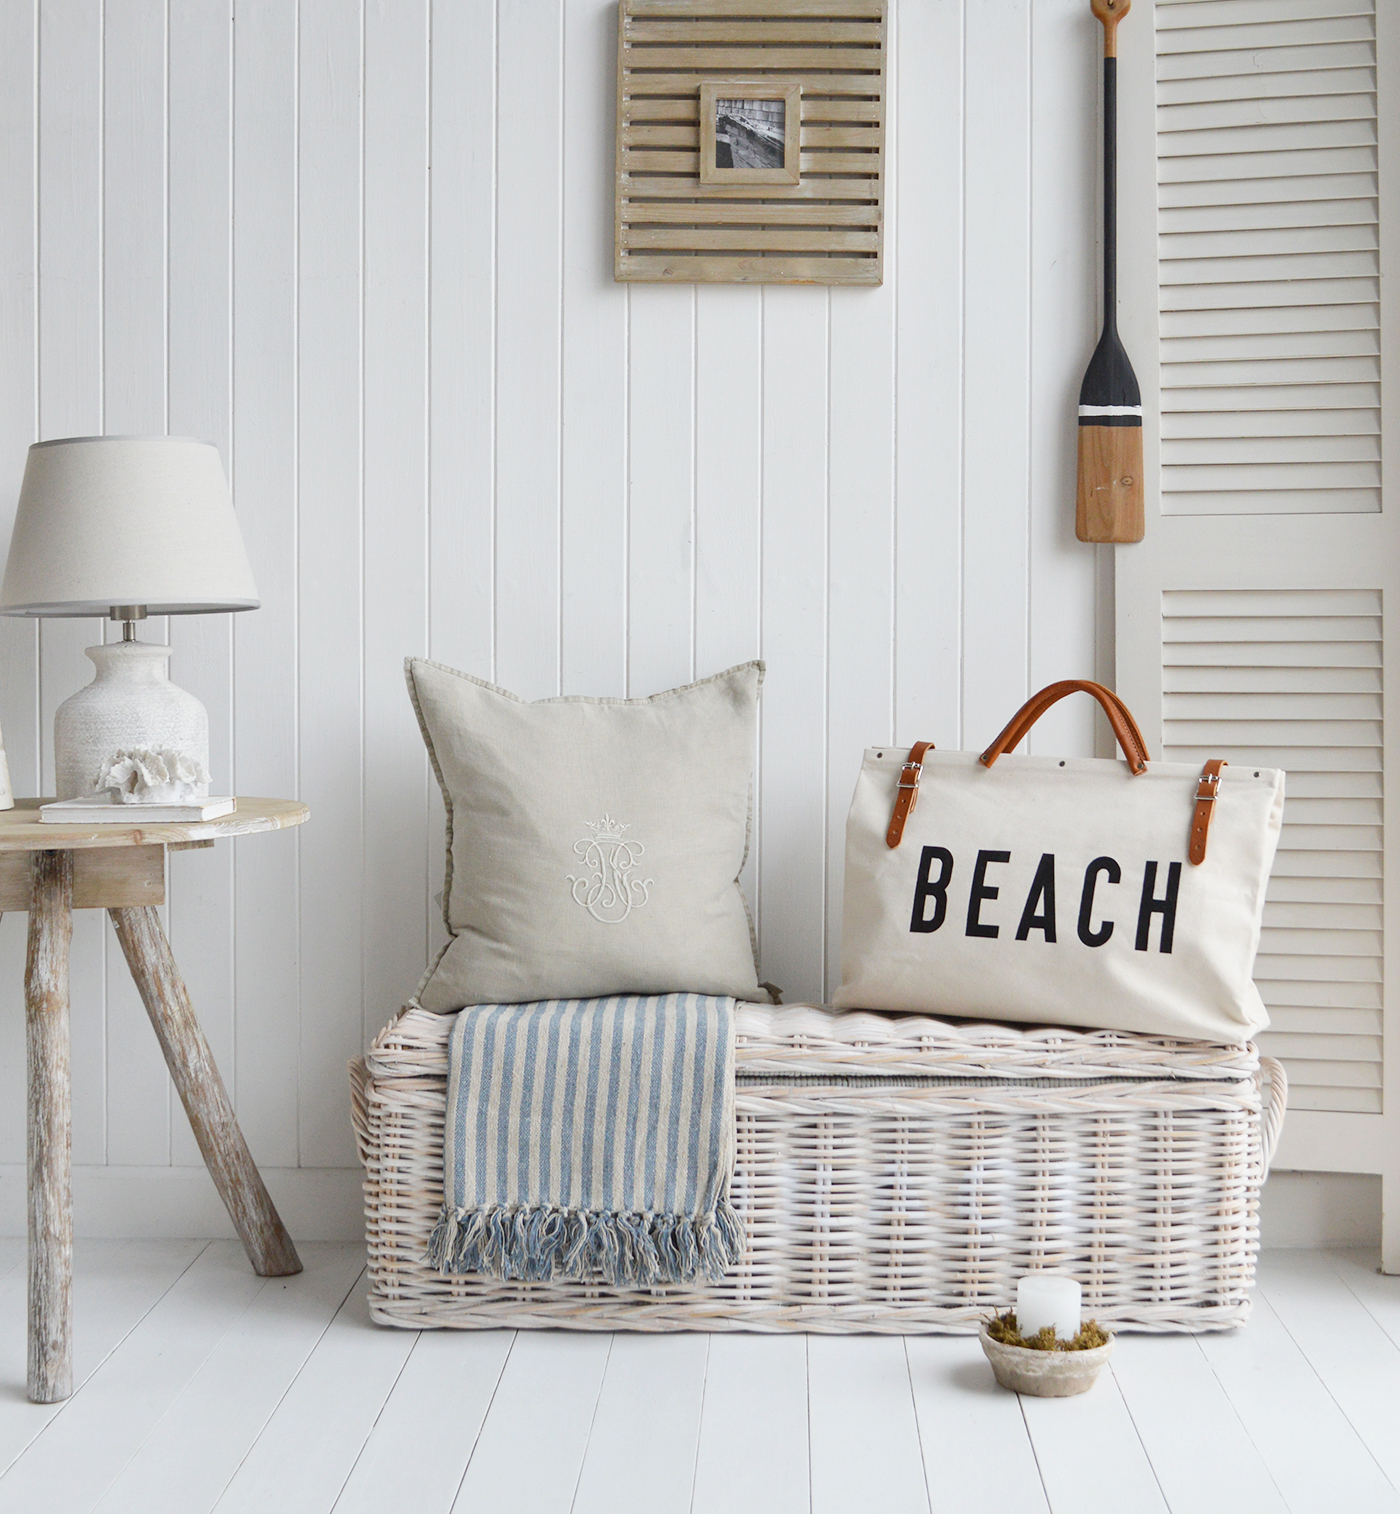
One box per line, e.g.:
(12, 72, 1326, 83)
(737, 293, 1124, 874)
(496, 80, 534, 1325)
(0, 797, 310, 851)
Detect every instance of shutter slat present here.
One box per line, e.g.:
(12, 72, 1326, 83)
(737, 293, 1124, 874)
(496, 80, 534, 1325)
(1282, 1087, 1382, 1112)
(1159, 93, 1375, 134)
(1158, 40, 1375, 82)
(1161, 174, 1375, 209)
(1163, 406, 1378, 437)
(1165, 689, 1380, 717)
(1158, 66, 1374, 108)
(1266, 899, 1382, 927)
(1267, 1004, 1381, 1032)
(1163, 435, 1379, 465)
(1259, 1032, 1383, 1063)
(1156, 1, 1375, 29)
(1163, 302, 1377, 335)
(1263, 979, 1382, 1009)
(1268, 875, 1381, 902)
(1165, 665, 1381, 693)
(1162, 328, 1377, 359)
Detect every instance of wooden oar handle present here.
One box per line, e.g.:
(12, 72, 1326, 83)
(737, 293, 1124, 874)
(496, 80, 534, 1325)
(1091, 0, 1130, 57)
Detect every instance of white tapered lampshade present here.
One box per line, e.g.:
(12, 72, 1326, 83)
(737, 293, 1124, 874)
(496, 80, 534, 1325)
(0, 436, 258, 616)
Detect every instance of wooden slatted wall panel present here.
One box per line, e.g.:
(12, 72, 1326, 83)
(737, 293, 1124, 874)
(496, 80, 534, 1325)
(1162, 588, 1383, 1113)
(616, 0, 886, 284)
(1156, 0, 1381, 515)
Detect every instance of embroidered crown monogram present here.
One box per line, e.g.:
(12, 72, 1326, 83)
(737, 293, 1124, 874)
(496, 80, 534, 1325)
(567, 815, 654, 924)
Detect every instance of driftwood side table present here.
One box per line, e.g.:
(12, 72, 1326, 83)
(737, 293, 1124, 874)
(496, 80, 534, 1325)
(2, 797, 309, 1402)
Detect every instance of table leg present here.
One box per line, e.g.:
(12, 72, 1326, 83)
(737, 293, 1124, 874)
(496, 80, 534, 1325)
(27, 851, 73, 1403)
(109, 906, 301, 1278)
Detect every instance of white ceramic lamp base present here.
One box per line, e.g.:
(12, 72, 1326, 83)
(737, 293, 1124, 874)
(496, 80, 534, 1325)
(54, 641, 210, 801)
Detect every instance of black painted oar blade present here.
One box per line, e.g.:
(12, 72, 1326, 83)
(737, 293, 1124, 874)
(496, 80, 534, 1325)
(1079, 325, 1141, 416)
(1076, 327, 1144, 543)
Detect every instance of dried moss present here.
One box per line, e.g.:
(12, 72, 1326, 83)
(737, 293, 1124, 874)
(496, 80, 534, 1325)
(986, 1311, 1110, 1352)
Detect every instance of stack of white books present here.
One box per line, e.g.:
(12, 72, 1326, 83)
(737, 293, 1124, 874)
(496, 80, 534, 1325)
(39, 795, 236, 824)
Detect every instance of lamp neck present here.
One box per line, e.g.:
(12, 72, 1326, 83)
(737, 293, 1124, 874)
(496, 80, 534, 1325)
(109, 605, 148, 643)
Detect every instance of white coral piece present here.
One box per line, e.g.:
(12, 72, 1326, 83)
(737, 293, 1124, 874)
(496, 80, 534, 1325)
(97, 747, 211, 805)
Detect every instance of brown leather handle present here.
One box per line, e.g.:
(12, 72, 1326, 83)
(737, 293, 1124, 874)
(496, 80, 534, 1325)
(985, 681, 1149, 770)
(979, 680, 1150, 774)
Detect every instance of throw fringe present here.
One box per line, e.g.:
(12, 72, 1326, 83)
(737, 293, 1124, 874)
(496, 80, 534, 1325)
(425, 1195, 745, 1288)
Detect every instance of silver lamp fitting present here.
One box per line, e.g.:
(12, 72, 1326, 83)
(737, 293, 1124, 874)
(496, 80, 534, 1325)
(109, 605, 148, 643)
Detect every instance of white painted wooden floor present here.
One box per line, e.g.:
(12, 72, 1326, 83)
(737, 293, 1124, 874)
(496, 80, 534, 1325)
(0, 1242, 1393, 1514)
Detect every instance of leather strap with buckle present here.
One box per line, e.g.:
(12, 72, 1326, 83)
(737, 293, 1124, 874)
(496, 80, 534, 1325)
(1189, 759, 1227, 866)
(886, 740, 934, 848)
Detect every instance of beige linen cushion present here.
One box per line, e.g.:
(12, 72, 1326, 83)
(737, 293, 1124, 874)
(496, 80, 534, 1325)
(407, 658, 765, 1010)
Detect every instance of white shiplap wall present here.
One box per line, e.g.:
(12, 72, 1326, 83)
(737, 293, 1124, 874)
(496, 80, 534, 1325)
(0, 0, 1105, 1235)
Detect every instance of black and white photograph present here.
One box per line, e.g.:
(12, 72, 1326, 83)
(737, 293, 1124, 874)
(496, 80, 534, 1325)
(713, 96, 786, 171)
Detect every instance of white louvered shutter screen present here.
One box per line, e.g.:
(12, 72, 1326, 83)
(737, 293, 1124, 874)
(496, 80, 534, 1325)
(1157, 0, 1380, 516)
(1162, 588, 1383, 1111)
(1115, 0, 1399, 1225)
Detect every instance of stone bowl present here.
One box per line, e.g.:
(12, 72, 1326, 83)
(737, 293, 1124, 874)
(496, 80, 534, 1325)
(978, 1324, 1114, 1397)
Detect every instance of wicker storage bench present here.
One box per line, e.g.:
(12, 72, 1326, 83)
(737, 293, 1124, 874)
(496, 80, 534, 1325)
(350, 1002, 1286, 1334)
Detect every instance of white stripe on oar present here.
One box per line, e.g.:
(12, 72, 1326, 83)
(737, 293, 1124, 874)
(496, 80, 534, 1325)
(1078, 404, 1141, 417)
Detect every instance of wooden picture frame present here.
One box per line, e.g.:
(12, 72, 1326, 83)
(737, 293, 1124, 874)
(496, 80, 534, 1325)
(698, 81, 801, 187)
(614, 0, 886, 286)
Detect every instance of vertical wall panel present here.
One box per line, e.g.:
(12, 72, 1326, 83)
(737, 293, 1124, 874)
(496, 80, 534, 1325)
(38, 0, 108, 1168)
(628, 287, 695, 697)
(166, 0, 235, 1168)
(0, 0, 1109, 1217)
(561, 0, 628, 699)
(1028, 0, 1100, 761)
(695, 285, 763, 921)
(297, 0, 364, 1167)
(425, 0, 497, 978)
(826, 272, 896, 995)
(360, 0, 430, 1114)
(101, 0, 172, 1166)
(231, 0, 300, 1167)
(494, 0, 563, 701)
(894, 0, 963, 752)
(0, 0, 38, 1168)
(759, 288, 828, 1005)
(961, 0, 1032, 747)
(427, 0, 495, 684)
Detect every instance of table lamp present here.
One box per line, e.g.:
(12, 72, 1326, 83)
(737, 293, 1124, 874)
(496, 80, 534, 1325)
(1, 436, 258, 800)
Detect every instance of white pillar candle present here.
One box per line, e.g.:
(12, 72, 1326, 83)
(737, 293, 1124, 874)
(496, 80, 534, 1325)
(1016, 1272, 1081, 1339)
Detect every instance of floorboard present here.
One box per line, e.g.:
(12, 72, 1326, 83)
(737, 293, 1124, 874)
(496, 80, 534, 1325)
(1257, 1249, 1400, 1493)
(210, 1281, 419, 1514)
(1324, 1247, 1400, 1352)
(1197, 1290, 1400, 1514)
(0, 1239, 206, 1480)
(808, 1335, 929, 1514)
(449, 1330, 612, 1514)
(0, 1242, 266, 1514)
(690, 1333, 809, 1514)
(1021, 1360, 1169, 1514)
(1110, 1333, 1288, 1514)
(332, 1328, 515, 1514)
(572, 1332, 710, 1514)
(93, 1242, 368, 1514)
(905, 1334, 1049, 1514)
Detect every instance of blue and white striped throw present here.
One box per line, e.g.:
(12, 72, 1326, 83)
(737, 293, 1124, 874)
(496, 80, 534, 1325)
(426, 994, 744, 1287)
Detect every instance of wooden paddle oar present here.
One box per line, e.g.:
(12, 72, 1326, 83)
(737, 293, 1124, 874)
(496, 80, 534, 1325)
(1076, 0, 1144, 544)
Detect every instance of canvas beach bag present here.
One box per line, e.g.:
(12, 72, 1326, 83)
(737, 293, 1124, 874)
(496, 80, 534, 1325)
(834, 681, 1285, 1043)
